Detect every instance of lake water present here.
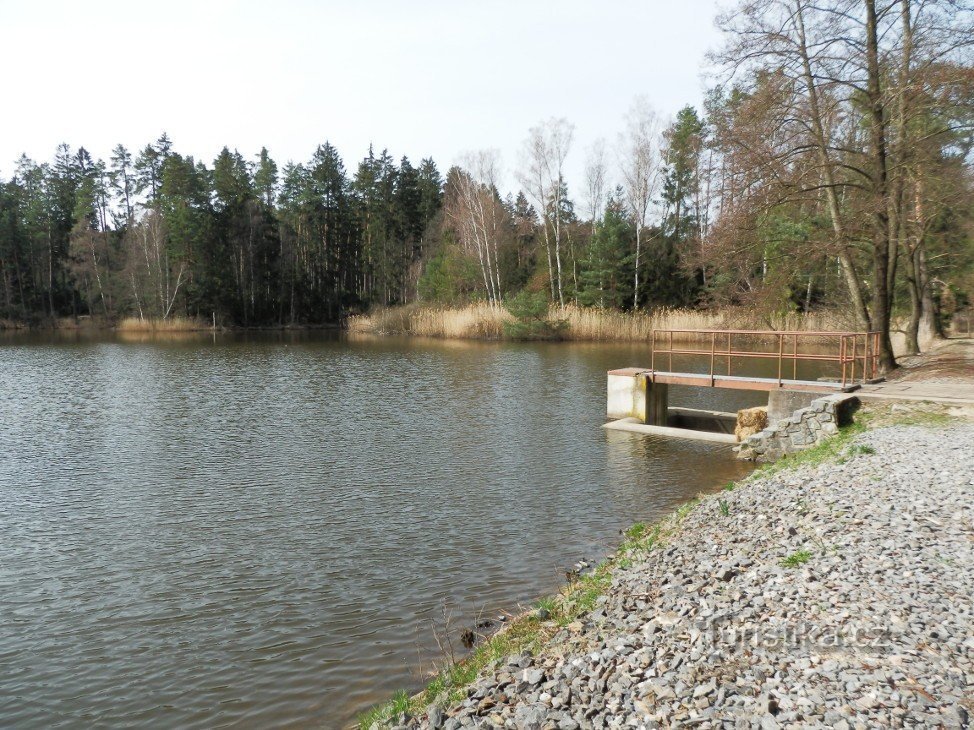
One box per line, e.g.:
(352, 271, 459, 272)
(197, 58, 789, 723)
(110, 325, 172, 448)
(0, 332, 762, 728)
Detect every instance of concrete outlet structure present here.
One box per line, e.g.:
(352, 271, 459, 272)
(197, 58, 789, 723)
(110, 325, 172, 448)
(605, 367, 845, 446)
(607, 369, 668, 425)
(606, 328, 876, 445)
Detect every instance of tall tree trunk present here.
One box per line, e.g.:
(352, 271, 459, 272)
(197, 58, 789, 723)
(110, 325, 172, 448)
(633, 227, 641, 310)
(917, 247, 943, 347)
(904, 245, 922, 355)
(794, 1, 872, 329)
(885, 0, 914, 314)
(542, 225, 555, 302)
(865, 0, 896, 371)
(88, 234, 108, 317)
(553, 210, 565, 309)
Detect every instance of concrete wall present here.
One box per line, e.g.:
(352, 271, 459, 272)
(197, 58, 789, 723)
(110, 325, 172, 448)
(606, 369, 667, 425)
(737, 394, 861, 462)
(767, 390, 821, 422)
(607, 369, 648, 421)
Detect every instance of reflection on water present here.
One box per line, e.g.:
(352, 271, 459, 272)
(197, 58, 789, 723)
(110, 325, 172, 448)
(0, 333, 756, 728)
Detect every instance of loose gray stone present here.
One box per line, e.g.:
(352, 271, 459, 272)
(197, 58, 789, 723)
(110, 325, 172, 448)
(400, 423, 974, 730)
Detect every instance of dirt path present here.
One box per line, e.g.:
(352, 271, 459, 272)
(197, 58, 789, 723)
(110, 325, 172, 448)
(890, 337, 974, 383)
(860, 338, 974, 407)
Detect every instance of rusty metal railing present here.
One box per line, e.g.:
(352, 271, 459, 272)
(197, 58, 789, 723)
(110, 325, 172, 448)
(650, 329, 882, 388)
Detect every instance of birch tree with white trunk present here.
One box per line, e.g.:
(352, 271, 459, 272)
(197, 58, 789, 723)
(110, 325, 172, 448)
(583, 138, 610, 232)
(448, 150, 505, 306)
(123, 210, 186, 319)
(518, 118, 575, 308)
(618, 98, 662, 310)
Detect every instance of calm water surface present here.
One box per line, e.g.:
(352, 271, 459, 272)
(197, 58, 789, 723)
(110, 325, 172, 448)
(0, 333, 761, 728)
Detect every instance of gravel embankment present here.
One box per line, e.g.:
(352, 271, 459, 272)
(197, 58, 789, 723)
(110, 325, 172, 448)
(408, 424, 974, 729)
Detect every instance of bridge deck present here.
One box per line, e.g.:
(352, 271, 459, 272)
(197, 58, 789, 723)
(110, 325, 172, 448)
(607, 368, 859, 393)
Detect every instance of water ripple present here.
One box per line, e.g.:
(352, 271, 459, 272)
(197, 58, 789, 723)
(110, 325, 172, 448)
(0, 334, 758, 728)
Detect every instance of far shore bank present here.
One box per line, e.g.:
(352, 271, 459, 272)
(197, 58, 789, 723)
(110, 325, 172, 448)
(347, 303, 859, 344)
(0, 316, 344, 334)
(6, 307, 964, 360)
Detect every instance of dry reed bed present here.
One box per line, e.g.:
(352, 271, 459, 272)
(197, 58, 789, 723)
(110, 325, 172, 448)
(115, 316, 210, 332)
(347, 304, 852, 342)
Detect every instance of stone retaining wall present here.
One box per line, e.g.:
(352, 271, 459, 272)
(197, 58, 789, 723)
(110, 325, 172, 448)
(737, 393, 860, 461)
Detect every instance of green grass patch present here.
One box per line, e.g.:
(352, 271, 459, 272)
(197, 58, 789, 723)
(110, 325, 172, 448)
(718, 499, 730, 516)
(624, 522, 648, 540)
(780, 549, 813, 568)
(859, 402, 957, 429)
(888, 409, 953, 427)
(358, 690, 411, 729)
(535, 596, 557, 614)
(675, 499, 699, 521)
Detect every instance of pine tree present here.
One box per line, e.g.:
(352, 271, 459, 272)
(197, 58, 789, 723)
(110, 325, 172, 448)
(578, 194, 634, 309)
(109, 145, 135, 224)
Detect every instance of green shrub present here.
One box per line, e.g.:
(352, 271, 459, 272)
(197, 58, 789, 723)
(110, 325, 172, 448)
(502, 291, 568, 340)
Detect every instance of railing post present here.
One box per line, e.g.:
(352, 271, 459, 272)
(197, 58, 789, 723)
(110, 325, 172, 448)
(668, 330, 673, 372)
(840, 335, 847, 388)
(726, 332, 731, 376)
(864, 332, 871, 381)
(710, 331, 716, 385)
(777, 333, 783, 386)
(851, 335, 857, 383)
(792, 333, 798, 381)
(651, 330, 655, 373)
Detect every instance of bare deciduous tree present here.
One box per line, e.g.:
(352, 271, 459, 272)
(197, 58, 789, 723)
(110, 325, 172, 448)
(518, 118, 575, 308)
(583, 139, 610, 234)
(618, 97, 662, 310)
(448, 150, 506, 305)
(124, 210, 186, 319)
(710, 0, 974, 369)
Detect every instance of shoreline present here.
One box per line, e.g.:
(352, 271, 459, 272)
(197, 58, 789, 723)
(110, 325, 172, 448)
(0, 318, 345, 334)
(360, 403, 974, 728)
(347, 304, 857, 344)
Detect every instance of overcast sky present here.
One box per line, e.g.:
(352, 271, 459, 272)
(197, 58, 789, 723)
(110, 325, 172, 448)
(0, 0, 724, 196)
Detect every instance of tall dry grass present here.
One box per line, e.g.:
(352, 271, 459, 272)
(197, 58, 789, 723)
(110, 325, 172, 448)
(116, 316, 210, 333)
(348, 303, 514, 339)
(347, 303, 854, 342)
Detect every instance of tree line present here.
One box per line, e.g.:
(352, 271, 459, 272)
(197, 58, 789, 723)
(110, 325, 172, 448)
(1, 0, 972, 368)
(422, 0, 974, 368)
(0, 137, 443, 326)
